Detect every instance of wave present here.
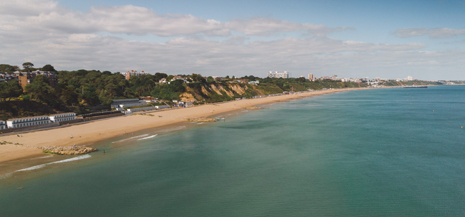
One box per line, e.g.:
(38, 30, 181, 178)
(156, 126, 186, 133)
(0, 173, 12, 180)
(112, 134, 149, 143)
(47, 155, 91, 165)
(137, 134, 158, 141)
(15, 155, 92, 173)
(15, 164, 46, 172)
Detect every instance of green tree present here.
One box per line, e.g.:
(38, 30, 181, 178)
(0, 80, 23, 101)
(0, 64, 18, 72)
(296, 77, 306, 83)
(25, 75, 53, 102)
(41, 64, 56, 72)
(81, 84, 99, 105)
(22, 62, 34, 72)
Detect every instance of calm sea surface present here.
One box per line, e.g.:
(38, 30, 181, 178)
(1, 86, 465, 216)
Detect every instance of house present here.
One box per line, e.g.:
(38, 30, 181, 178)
(125, 70, 148, 80)
(170, 76, 183, 82)
(7, 116, 51, 129)
(0, 120, 6, 130)
(49, 113, 76, 123)
(12, 70, 58, 89)
(159, 78, 167, 84)
(248, 81, 259, 85)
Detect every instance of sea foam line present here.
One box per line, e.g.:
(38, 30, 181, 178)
(137, 134, 158, 141)
(14, 155, 92, 173)
(47, 154, 91, 164)
(112, 134, 149, 143)
(156, 126, 186, 133)
(15, 164, 46, 172)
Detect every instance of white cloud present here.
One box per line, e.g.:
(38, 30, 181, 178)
(394, 27, 465, 38)
(225, 18, 350, 36)
(0, 0, 349, 37)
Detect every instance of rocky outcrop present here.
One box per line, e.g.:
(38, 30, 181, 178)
(38, 146, 97, 155)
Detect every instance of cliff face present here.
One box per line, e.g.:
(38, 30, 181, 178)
(182, 83, 255, 103)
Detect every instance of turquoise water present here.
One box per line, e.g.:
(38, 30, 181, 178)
(1, 86, 465, 216)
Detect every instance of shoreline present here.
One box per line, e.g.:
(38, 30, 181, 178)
(0, 88, 373, 168)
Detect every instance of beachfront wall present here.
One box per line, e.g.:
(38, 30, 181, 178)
(50, 113, 76, 123)
(0, 121, 5, 130)
(156, 105, 170, 109)
(127, 106, 157, 112)
(127, 105, 170, 113)
(6, 116, 51, 129)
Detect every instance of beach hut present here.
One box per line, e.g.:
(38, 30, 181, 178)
(0, 120, 6, 130)
(49, 113, 77, 123)
(6, 116, 51, 129)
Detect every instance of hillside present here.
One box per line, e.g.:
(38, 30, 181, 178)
(0, 101, 58, 121)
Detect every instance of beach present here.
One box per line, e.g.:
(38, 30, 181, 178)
(0, 88, 366, 166)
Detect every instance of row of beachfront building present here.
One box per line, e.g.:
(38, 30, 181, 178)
(0, 113, 76, 130)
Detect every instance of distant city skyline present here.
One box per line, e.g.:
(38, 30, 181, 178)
(1, 0, 465, 80)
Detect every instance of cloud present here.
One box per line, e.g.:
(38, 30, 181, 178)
(0, 0, 349, 37)
(225, 18, 351, 36)
(1, 0, 464, 80)
(394, 27, 465, 38)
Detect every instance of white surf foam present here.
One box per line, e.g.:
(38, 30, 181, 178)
(0, 173, 13, 180)
(15, 164, 46, 172)
(47, 154, 91, 164)
(14, 155, 91, 173)
(112, 134, 149, 143)
(137, 134, 158, 141)
(156, 126, 186, 133)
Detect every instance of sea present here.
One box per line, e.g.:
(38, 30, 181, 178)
(1, 85, 464, 217)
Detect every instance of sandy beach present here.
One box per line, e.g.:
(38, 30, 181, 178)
(0, 88, 367, 165)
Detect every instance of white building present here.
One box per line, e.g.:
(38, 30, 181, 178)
(50, 113, 76, 123)
(308, 74, 314, 81)
(406, 76, 413, 81)
(0, 120, 6, 130)
(7, 116, 51, 129)
(267, 71, 289, 78)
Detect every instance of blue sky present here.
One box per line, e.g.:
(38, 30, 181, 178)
(1, 0, 464, 79)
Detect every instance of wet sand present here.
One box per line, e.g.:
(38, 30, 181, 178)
(0, 88, 367, 167)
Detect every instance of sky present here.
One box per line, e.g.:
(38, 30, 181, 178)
(1, 0, 465, 80)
